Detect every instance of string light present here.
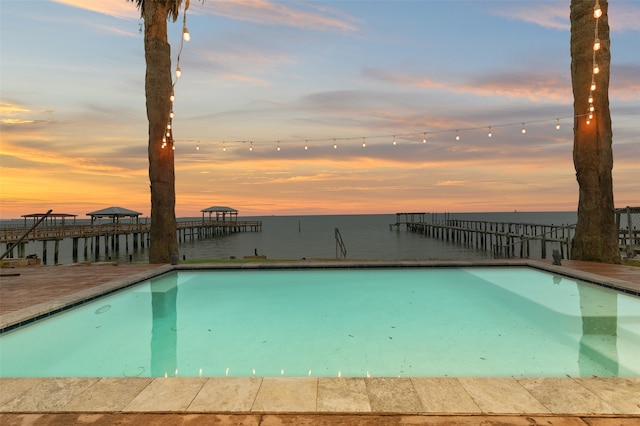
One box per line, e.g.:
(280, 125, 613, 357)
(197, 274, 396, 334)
(593, 1, 602, 18)
(392, 135, 397, 146)
(521, 123, 526, 134)
(161, 0, 191, 151)
(277, 141, 281, 151)
(223, 142, 226, 152)
(588, 0, 602, 124)
(186, 113, 615, 154)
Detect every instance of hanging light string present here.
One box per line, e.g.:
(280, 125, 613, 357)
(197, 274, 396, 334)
(163, 0, 191, 150)
(588, 0, 602, 125)
(187, 113, 602, 152)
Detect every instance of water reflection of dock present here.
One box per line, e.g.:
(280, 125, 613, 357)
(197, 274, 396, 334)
(0, 220, 262, 264)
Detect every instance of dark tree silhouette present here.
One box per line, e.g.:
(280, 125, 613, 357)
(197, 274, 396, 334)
(570, 0, 620, 263)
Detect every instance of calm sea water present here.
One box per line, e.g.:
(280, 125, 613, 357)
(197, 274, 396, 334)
(4, 212, 578, 265)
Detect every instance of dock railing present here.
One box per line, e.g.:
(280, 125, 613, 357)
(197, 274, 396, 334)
(335, 228, 347, 259)
(404, 217, 576, 260)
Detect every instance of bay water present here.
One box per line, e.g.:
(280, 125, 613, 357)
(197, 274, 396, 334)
(4, 212, 578, 265)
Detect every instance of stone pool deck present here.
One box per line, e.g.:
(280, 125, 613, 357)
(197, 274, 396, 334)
(0, 259, 639, 425)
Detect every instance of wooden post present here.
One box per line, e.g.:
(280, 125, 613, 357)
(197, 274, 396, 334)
(42, 240, 47, 264)
(72, 238, 78, 261)
(54, 239, 60, 264)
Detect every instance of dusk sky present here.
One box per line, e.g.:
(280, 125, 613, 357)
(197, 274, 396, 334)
(1, 0, 638, 219)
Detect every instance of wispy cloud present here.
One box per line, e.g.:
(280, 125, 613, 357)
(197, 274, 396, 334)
(205, 0, 359, 32)
(494, 2, 640, 32)
(53, 0, 359, 33)
(52, 0, 138, 19)
(363, 68, 571, 103)
(493, 3, 568, 31)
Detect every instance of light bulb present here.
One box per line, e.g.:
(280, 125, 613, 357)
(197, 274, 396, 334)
(589, 105, 595, 112)
(556, 119, 560, 130)
(277, 142, 280, 151)
(588, 95, 594, 104)
(196, 144, 199, 151)
(172, 145, 175, 150)
(488, 127, 492, 138)
(589, 113, 593, 119)
(586, 119, 591, 125)
(169, 111, 174, 119)
(593, 38, 601, 51)
(455, 131, 460, 141)
(392, 135, 396, 146)
(593, 63, 600, 74)
(333, 139, 337, 149)
(167, 123, 171, 129)
(176, 67, 182, 78)
(423, 133, 427, 143)
(170, 93, 175, 102)
(304, 141, 308, 150)
(183, 27, 191, 41)
(362, 137, 366, 148)
(594, 4, 602, 18)
(591, 81, 596, 91)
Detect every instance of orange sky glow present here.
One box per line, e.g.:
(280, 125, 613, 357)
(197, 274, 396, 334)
(1, 1, 638, 219)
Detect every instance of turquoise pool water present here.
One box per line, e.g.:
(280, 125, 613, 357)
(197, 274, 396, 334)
(1, 267, 638, 378)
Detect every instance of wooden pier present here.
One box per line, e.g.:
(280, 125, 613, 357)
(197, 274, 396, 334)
(1, 220, 262, 264)
(399, 207, 640, 260)
(404, 218, 574, 259)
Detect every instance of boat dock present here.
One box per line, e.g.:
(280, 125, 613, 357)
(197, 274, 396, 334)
(1, 220, 262, 264)
(394, 207, 639, 260)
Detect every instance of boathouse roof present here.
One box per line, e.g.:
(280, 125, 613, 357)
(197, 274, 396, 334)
(21, 213, 77, 219)
(86, 207, 142, 217)
(201, 206, 238, 213)
(86, 207, 142, 223)
(21, 213, 77, 226)
(201, 206, 238, 221)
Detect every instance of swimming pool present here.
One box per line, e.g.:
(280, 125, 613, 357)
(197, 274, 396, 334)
(1, 266, 638, 378)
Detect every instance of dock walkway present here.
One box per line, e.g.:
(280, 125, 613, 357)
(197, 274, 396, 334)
(1, 220, 262, 263)
(396, 209, 640, 260)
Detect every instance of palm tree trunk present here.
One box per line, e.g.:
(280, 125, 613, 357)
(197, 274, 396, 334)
(144, 1, 178, 263)
(570, 0, 619, 263)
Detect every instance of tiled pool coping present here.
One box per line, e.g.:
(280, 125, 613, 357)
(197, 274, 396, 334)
(1, 260, 639, 417)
